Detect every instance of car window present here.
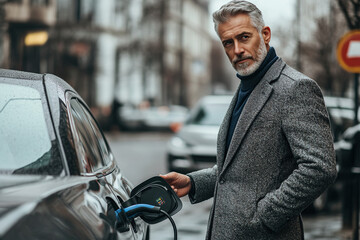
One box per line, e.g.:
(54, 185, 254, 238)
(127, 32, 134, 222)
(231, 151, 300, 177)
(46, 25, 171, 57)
(188, 103, 229, 126)
(0, 83, 62, 175)
(69, 98, 112, 174)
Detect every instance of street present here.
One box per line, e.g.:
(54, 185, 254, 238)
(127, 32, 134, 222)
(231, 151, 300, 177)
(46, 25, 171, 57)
(106, 130, 348, 240)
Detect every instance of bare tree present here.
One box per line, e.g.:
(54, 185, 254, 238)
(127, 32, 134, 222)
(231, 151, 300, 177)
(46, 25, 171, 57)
(301, 16, 351, 96)
(337, 0, 360, 29)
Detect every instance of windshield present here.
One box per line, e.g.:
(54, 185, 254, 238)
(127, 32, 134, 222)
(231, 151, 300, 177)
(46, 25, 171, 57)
(0, 83, 62, 175)
(188, 103, 229, 126)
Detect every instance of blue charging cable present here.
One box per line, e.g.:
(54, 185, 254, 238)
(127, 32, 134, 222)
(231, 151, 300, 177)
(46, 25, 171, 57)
(115, 204, 161, 220)
(115, 204, 177, 240)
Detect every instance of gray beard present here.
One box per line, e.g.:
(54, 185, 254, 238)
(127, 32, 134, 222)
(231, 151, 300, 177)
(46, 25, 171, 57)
(235, 41, 268, 76)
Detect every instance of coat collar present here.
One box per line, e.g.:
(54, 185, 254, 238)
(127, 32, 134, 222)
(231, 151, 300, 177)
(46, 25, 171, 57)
(217, 58, 286, 175)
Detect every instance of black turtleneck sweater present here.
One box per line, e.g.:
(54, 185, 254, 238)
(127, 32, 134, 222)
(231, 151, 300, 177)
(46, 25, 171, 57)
(225, 47, 278, 151)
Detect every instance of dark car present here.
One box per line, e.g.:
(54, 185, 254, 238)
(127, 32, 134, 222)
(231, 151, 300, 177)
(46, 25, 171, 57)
(335, 123, 360, 177)
(0, 69, 178, 239)
(324, 96, 359, 141)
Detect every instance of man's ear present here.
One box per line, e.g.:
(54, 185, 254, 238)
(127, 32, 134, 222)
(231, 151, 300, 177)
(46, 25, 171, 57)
(262, 26, 271, 45)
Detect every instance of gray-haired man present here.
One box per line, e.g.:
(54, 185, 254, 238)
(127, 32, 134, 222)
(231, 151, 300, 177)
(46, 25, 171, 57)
(161, 1, 337, 239)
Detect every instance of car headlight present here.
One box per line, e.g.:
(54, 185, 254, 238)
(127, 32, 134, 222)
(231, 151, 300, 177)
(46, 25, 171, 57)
(169, 136, 187, 148)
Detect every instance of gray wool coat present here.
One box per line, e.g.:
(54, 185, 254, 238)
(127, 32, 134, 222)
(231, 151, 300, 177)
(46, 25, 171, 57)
(188, 58, 337, 240)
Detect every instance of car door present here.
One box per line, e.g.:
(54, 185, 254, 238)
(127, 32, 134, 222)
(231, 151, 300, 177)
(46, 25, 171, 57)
(65, 92, 147, 239)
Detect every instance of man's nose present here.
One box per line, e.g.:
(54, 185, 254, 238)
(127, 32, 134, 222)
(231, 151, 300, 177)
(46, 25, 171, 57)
(234, 41, 244, 55)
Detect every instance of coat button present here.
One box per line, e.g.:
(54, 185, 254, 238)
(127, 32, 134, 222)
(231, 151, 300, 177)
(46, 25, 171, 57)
(219, 179, 225, 184)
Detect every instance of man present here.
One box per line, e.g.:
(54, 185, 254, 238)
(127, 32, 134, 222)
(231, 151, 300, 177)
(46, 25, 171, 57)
(161, 1, 337, 239)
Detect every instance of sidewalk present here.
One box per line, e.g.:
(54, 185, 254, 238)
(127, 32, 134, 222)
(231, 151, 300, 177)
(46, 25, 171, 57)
(303, 211, 350, 240)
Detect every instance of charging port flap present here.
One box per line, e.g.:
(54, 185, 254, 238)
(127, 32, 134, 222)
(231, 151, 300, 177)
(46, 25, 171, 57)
(123, 176, 182, 224)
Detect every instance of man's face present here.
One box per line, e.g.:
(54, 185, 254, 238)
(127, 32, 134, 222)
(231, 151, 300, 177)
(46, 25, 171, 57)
(218, 13, 271, 76)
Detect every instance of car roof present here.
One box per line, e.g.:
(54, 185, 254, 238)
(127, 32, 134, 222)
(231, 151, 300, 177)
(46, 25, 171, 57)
(0, 68, 43, 81)
(0, 68, 77, 100)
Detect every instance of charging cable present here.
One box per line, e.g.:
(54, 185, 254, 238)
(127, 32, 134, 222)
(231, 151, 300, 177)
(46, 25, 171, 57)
(160, 209, 177, 240)
(115, 204, 177, 240)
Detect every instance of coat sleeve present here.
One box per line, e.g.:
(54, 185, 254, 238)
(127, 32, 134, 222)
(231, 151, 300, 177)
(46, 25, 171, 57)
(187, 165, 218, 203)
(256, 78, 337, 232)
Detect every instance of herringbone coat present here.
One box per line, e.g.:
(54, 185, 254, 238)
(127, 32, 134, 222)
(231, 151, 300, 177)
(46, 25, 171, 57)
(188, 58, 337, 240)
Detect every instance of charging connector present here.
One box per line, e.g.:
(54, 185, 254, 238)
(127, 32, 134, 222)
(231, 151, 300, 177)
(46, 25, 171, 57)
(115, 204, 161, 220)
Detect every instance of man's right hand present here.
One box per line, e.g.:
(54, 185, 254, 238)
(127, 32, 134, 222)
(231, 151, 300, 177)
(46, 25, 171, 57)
(160, 172, 192, 198)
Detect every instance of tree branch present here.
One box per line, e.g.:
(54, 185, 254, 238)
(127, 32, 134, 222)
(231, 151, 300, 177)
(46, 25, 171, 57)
(352, 0, 360, 28)
(337, 0, 355, 29)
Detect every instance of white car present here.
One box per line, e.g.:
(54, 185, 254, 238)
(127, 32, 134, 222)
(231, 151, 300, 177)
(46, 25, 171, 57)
(118, 105, 188, 131)
(166, 95, 232, 173)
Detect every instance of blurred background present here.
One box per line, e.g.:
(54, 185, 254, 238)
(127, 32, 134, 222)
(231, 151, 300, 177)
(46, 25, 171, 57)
(1, 0, 360, 239)
(0, 0, 356, 127)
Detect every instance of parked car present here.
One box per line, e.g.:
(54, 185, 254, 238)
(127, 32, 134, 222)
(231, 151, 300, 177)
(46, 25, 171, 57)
(0, 69, 177, 239)
(166, 95, 233, 173)
(117, 104, 146, 130)
(335, 123, 360, 178)
(118, 104, 188, 131)
(143, 105, 188, 130)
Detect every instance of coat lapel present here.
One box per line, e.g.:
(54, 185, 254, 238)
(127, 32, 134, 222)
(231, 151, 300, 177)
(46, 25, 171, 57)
(219, 59, 285, 175)
(217, 87, 240, 171)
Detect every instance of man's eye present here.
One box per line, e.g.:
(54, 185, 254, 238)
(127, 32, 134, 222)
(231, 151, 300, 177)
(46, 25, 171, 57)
(223, 41, 232, 47)
(242, 35, 250, 40)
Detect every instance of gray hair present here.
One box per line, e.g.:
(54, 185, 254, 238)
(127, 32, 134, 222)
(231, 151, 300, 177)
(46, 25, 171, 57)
(213, 0, 265, 35)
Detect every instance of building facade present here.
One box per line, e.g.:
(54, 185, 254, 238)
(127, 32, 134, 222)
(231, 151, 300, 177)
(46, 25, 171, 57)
(117, 0, 212, 109)
(48, 0, 127, 124)
(3, 0, 56, 72)
(0, 0, 213, 125)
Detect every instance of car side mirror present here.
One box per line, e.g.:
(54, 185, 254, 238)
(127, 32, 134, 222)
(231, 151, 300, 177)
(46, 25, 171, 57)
(122, 176, 182, 224)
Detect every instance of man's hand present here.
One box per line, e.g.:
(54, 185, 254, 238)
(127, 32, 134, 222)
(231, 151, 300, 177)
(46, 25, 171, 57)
(160, 172, 192, 198)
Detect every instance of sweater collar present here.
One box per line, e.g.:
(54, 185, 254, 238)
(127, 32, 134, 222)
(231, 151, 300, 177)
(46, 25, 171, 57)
(237, 47, 278, 91)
